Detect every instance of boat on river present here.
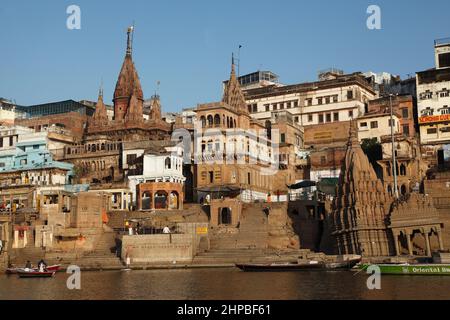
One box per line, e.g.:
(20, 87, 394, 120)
(6, 264, 61, 275)
(17, 270, 56, 278)
(358, 263, 450, 275)
(236, 261, 323, 272)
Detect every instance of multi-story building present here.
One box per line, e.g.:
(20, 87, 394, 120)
(243, 70, 377, 127)
(357, 111, 401, 142)
(417, 38, 450, 163)
(368, 95, 417, 138)
(193, 58, 277, 203)
(223, 70, 282, 91)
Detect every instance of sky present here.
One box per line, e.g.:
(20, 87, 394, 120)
(1, 0, 450, 112)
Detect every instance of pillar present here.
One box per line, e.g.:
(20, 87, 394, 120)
(406, 232, 413, 256)
(120, 191, 124, 210)
(438, 230, 445, 251)
(393, 232, 400, 256)
(424, 232, 431, 257)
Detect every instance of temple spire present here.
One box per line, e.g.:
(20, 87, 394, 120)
(126, 26, 134, 56)
(222, 53, 248, 113)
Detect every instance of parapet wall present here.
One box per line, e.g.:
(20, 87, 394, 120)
(121, 234, 195, 264)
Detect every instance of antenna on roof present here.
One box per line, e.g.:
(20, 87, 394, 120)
(155, 81, 160, 97)
(237, 45, 242, 77)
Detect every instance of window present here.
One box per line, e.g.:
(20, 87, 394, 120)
(306, 98, 313, 106)
(295, 116, 299, 123)
(280, 133, 286, 143)
(325, 97, 330, 104)
(247, 105, 252, 113)
(440, 91, 450, 98)
(265, 104, 270, 112)
(441, 106, 450, 115)
(273, 104, 278, 110)
(347, 90, 354, 100)
(388, 119, 395, 127)
(0, 163, 4, 168)
(209, 171, 214, 183)
(287, 102, 291, 109)
(333, 95, 338, 103)
(348, 110, 354, 118)
(333, 112, 339, 121)
(247, 172, 251, 184)
(360, 122, 368, 128)
(421, 108, 434, 116)
(9, 137, 14, 147)
(126, 154, 137, 165)
(427, 128, 437, 135)
(402, 108, 409, 119)
(326, 113, 331, 122)
(279, 103, 284, 110)
(420, 91, 433, 100)
(370, 121, 378, 129)
(294, 101, 298, 107)
(402, 124, 410, 136)
(317, 98, 323, 105)
(308, 114, 313, 122)
(165, 157, 171, 169)
(0, 138, 3, 148)
(318, 114, 324, 123)
(252, 104, 258, 113)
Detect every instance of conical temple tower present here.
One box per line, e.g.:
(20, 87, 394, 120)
(222, 54, 249, 114)
(331, 120, 393, 256)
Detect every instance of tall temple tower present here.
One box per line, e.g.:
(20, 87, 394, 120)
(113, 26, 144, 122)
(331, 121, 393, 256)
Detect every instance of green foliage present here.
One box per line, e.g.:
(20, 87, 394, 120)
(361, 138, 382, 165)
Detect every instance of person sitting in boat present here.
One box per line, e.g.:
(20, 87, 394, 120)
(37, 259, 48, 272)
(25, 260, 32, 270)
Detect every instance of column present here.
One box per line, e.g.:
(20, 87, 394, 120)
(406, 232, 413, 256)
(120, 191, 124, 210)
(438, 230, 445, 251)
(424, 232, 431, 257)
(393, 232, 400, 256)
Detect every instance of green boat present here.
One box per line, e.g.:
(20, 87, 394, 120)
(359, 263, 450, 275)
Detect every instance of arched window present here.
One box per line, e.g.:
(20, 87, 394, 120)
(207, 115, 213, 127)
(214, 114, 221, 127)
(400, 164, 407, 176)
(200, 116, 206, 128)
(165, 157, 171, 169)
(233, 119, 237, 128)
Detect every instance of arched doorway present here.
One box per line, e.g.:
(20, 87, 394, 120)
(219, 207, 232, 225)
(169, 191, 179, 209)
(401, 184, 407, 196)
(141, 191, 152, 210)
(154, 191, 168, 209)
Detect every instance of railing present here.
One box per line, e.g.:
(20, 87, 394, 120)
(0, 208, 11, 215)
(435, 37, 450, 46)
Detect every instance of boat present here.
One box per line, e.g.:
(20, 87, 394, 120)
(17, 270, 56, 278)
(358, 263, 450, 275)
(235, 261, 324, 272)
(6, 264, 60, 274)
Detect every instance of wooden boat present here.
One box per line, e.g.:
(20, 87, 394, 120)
(324, 257, 361, 270)
(235, 261, 324, 272)
(17, 270, 56, 278)
(358, 263, 450, 276)
(6, 264, 60, 274)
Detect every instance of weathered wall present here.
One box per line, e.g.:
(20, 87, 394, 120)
(121, 234, 195, 264)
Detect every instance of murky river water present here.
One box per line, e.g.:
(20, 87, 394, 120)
(0, 268, 449, 300)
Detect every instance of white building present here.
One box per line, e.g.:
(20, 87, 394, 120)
(127, 145, 186, 204)
(357, 113, 401, 142)
(417, 38, 450, 150)
(243, 71, 377, 127)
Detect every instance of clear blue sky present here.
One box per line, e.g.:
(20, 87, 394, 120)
(1, 0, 450, 112)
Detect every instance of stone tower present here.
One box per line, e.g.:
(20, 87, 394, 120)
(113, 26, 144, 122)
(331, 121, 393, 256)
(222, 54, 249, 115)
(91, 86, 108, 124)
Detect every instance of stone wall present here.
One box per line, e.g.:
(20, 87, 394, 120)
(425, 171, 450, 249)
(121, 234, 195, 264)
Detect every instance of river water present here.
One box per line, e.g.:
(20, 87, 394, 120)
(0, 268, 449, 300)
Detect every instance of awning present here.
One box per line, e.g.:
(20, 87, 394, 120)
(288, 180, 316, 190)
